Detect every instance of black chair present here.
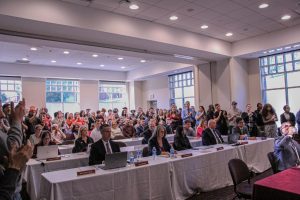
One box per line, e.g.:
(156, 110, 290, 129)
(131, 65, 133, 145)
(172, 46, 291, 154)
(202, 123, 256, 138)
(267, 152, 279, 174)
(228, 159, 253, 199)
(142, 146, 149, 157)
(116, 142, 126, 148)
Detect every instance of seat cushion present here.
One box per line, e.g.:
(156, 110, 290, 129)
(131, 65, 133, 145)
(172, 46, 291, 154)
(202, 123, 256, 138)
(236, 182, 253, 198)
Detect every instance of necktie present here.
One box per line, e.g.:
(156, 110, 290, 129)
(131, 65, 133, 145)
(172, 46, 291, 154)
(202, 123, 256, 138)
(213, 129, 222, 144)
(106, 142, 112, 154)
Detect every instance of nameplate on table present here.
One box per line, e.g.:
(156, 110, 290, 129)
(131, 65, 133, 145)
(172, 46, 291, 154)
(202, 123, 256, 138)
(77, 169, 96, 176)
(46, 157, 61, 161)
(134, 161, 149, 167)
(240, 141, 248, 145)
(181, 153, 193, 158)
(248, 137, 256, 140)
(216, 147, 224, 151)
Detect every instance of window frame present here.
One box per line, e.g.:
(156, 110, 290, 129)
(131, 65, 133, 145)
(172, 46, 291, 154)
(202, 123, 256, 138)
(168, 71, 194, 109)
(0, 76, 22, 104)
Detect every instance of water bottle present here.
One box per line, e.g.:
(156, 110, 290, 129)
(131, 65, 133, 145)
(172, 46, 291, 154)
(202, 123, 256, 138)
(152, 147, 157, 160)
(170, 146, 175, 159)
(136, 149, 141, 161)
(129, 152, 134, 165)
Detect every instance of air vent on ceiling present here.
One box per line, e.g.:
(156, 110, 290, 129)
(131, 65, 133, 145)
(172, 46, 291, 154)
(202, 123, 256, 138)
(16, 59, 30, 64)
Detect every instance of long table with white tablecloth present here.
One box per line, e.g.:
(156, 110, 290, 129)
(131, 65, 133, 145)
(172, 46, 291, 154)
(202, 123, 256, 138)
(24, 153, 89, 200)
(39, 138, 274, 200)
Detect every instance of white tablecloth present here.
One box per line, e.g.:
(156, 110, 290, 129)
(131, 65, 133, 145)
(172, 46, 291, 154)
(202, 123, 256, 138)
(38, 138, 273, 200)
(24, 153, 89, 200)
(40, 157, 174, 200)
(58, 144, 74, 155)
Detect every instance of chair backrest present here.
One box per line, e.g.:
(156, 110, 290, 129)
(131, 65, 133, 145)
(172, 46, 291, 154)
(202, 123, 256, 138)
(228, 159, 250, 187)
(113, 135, 126, 140)
(267, 152, 278, 174)
(142, 146, 149, 157)
(116, 142, 127, 148)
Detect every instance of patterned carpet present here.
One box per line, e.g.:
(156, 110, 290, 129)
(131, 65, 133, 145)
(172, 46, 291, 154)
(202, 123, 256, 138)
(187, 169, 273, 200)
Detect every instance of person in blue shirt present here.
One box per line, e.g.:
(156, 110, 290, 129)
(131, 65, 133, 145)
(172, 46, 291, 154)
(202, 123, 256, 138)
(181, 101, 195, 128)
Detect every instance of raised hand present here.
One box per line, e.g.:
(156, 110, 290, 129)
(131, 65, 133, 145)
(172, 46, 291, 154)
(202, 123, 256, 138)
(10, 98, 26, 123)
(8, 141, 33, 170)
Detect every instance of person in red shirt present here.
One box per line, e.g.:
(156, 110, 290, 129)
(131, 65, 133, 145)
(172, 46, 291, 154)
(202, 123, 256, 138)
(196, 120, 207, 137)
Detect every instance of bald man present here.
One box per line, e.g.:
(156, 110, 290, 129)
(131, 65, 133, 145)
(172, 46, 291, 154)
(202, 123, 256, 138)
(202, 119, 224, 146)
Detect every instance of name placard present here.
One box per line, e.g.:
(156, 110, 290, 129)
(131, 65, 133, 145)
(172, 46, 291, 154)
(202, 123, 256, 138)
(134, 161, 149, 167)
(46, 157, 61, 161)
(181, 153, 193, 158)
(248, 137, 256, 140)
(216, 147, 224, 151)
(240, 141, 248, 145)
(77, 169, 96, 176)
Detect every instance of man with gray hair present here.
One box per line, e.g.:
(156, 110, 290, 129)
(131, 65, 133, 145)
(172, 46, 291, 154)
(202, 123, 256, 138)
(202, 119, 224, 146)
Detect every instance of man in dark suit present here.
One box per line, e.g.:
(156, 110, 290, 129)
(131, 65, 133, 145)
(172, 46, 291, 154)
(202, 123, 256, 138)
(89, 124, 120, 165)
(202, 119, 224, 146)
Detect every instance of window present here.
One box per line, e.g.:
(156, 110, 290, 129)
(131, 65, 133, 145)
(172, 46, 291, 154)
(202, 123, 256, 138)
(46, 79, 80, 117)
(260, 50, 300, 114)
(99, 81, 127, 111)
(0, 77, 22, 104)
(169, 71, 194, 109)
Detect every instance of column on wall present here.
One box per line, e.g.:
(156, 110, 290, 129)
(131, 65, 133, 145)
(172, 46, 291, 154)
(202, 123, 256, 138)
(193, 65, 200, 109)
(80, 80, 99, 111)
(22, 77, 46, 108)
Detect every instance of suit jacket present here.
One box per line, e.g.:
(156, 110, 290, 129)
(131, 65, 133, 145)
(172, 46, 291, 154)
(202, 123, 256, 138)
(72, 137, 94, 153)
(202, 128, 224, 146)
(274, 135, 300, 171)
(174, 131, 192, 151)
(148, 137, 171, 156)
(280, 112, 296, 126)
(89, 139, 120, 165)
(231, 126, 249, 136)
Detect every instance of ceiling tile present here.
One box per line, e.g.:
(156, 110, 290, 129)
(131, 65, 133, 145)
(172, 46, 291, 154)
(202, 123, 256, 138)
(174, 3, 206, 16)
(89, 0, 120, 10)
(155, 0, 189, 10)
(211, 1, 244, 14)
(136, 6, 171, 20)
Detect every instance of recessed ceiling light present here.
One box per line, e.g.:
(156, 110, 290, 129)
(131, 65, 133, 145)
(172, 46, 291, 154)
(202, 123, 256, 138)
(263, 51, 267, 54)
(269, 49, 275, 53)
(285, 46, 291, 49)
(169, 15, 178, 21)
(63, 51, 70, 54)
(276, 48, 283, 51)
(100, 64, 105, 67)
(225, 32, 233, 37)
(118, 57, 124, 60)
(30, 47, 37, 51)
(77, 62, 82, 65)
(51, 60, 56, 63)
(281, 15, 291, 20)
(129, 4, 139, 10)
(22, 57, 29, 61)
(201, 25, 208, 29)
(258, 3, 269, 9)
(92, 54, 98, 58)
(121, 66, 126, 69)
(294, 44, 300, 48)
(140, 60, 146, 63)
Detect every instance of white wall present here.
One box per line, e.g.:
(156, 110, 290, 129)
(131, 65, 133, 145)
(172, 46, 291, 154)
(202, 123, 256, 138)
(80, 80, 99, 111)
(247, 58, 262, 107)
(229, 57, 249, 109)
(22, 77, 46, 108)
(198, 63, 213, 108)
(141, 76, 169, 110)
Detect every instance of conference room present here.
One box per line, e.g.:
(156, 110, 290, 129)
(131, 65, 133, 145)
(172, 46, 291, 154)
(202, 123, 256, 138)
(0, 0, 300, 200)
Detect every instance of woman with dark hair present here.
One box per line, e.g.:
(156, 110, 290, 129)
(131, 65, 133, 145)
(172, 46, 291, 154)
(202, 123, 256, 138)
(262, 103, 278, 138)
(32, 131, 57, 158)
(157, 109, 166, 122)
(148, 125, 171, 156)
(195, 106, 206, 127)
(173, 126, 192, 151)
(280, 105, 296, 126)
(72, 126, 94, 153)
(206, 105, 215, 121)
(167, 105, 181, 132)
